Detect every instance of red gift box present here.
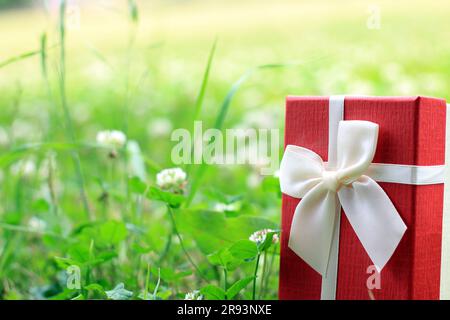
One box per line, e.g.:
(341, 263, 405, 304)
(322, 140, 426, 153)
(279, 96, 448, 300)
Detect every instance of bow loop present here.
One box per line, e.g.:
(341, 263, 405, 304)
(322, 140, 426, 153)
(336, 121, 379, 184)
(279, 145, 324, 198)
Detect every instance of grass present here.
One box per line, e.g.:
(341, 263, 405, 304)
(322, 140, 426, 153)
(0, 0, 449, 300)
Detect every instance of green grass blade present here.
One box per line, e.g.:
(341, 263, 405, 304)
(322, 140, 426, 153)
(0, 49, 41, 69)
(214, 63, 301, 130)
(0, 142, 110, 168)
(40, 33, 47, 77)
(192, 38, 218, 122)
(58, 0, 92, 220)
(85, 44, 115, 71)
(0, 38, 59, 71)
(128, 0, 139, 23)
(187, 62, 307, 205)
(0, 222, 65, 239)
(186, 39, 218, 176)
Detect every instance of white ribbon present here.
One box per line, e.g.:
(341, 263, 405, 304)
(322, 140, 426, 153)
(280, 121, 408, 275)
(280, 96, 446, 299)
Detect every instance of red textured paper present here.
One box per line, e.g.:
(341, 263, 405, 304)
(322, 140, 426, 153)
(279, 96, 447, 300)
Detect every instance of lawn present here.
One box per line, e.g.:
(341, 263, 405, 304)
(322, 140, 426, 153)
(0, 0, 449, 300)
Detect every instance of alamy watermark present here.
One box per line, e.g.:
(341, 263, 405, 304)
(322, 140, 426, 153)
(366, 265, 381, 290)
(66, 3, 81, 30)
(66, 265, 81, 290)
(171, 121, 280, 175)
(367, 4, 381, 30)
(44, 0, 81, 30)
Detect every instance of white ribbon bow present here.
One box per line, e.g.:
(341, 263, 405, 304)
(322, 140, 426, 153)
(279, 120, 407, 276)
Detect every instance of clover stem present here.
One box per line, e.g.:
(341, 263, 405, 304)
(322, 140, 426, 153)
(252, 253, 261, 300)
(157, 224, 173, 265)
(262, 245, 277, 298)
(223, 268, 228, 299)
(259, 250, 267, 299)
(144, 263, 150, 300)
(167, 206, 207, 281)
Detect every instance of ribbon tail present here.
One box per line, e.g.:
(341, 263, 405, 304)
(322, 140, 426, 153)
(338, 175, 407, 272)
(288, 183, 339, 276)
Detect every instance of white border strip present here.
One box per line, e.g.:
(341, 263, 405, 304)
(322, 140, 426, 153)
(440, 104, 450, 299)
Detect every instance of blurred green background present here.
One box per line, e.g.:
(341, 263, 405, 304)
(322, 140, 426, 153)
(0, 0, 449, 300)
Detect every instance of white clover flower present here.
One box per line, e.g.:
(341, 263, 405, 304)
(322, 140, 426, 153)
(127, 140, 147, 181)
(28, 216, 47, 233)
(214, 202, 238, 212)
(273, 169, 280, 178)
(84, 61, 112, 83)
(396, 79, 416, 95)
(38, 152, 58, 180)
(184, 290, 203, 300)
(382, 63, 402, 83)
(249, 229, 279, 245)
(241, 109, 280, 129)
(96, 130, 127, 149)
(246, 172, 261, 188)
(105, 283, 133, 300)
(347, 80, 373, 96)
(10, 159, 37, 178)
(72, 104, 91, 124)
(147, 118, 173, 137)
(0, 126, 9, 147)
(156, 167, 187, 193)
(11, 119, 36, 141)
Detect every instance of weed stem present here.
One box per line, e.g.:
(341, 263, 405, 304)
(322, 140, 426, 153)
(259, 251, 267, 299)
(252, 253, 261, 300)
(223, 268, 228, 297)
(58, 0, 91, 220)
(158, 228, 173, 265)
(167, 206, 207, 282)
